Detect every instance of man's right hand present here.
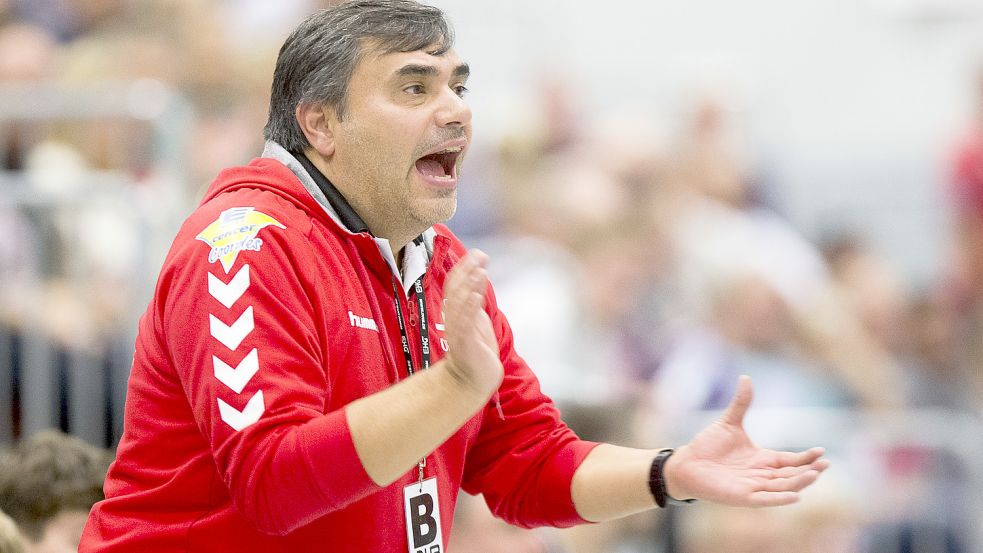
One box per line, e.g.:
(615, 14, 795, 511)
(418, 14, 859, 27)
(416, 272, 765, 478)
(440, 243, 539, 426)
(346, 249, 505, 486)
(440, 249, 504, 399)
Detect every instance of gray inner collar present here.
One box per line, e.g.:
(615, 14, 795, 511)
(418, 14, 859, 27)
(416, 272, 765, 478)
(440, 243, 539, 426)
(261, 141, 435, 294)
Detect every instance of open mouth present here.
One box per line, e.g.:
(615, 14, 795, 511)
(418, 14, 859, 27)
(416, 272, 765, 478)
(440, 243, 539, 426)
(415, 147, 461, 181)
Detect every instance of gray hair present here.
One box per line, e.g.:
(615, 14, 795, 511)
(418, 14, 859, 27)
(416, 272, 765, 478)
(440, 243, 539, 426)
(263, 0, 455, 152)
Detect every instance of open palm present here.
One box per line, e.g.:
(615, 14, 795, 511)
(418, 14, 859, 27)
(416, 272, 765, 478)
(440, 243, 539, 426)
(666, 376, 829, 507)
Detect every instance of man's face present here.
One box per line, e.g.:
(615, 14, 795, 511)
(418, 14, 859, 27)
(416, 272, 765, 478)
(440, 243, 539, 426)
(327, 43, 472, 242)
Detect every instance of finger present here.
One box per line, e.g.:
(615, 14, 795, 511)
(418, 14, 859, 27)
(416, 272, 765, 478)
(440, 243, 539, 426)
(757, 463, 818, 479)
(468, 248, 489, 269)
(469, 265, 489, 291)
(461, 270, 489, 315)
(758, 469, 819, 493)
(445, 255, 479, 316)
(455, 255, 488, 302)
(444, 252, 476, 299)
(748, 491, 799, 508)
(465, 290, 486, 318)
(768, 447, 825, 468)
(772, 458, 829, 478)
(721, 375, 753, 427)
(450, 270, 489, 341)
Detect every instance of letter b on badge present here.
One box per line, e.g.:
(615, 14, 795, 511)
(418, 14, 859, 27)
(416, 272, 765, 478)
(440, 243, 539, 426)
(404, 478, 443, 553)
(409, 494, 435, 545)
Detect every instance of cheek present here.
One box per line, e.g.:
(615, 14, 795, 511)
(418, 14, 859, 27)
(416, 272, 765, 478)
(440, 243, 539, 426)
(367, 104, 425, 148)
(362, 127, 415, 169)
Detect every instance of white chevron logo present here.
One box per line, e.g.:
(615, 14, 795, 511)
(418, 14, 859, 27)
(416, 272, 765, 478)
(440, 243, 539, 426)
(218, 390, 265, 431)
(213, 348, 259, 394)
(208, 265, 250, 309)
(210, 307, 254, 351)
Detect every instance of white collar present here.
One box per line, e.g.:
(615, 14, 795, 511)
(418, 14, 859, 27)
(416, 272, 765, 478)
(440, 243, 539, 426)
(374, 237, 431, 296)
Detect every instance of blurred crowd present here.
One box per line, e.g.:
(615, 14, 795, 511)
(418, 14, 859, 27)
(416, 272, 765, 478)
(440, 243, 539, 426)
(1, 1, 982, 552)
(465, 79, 983, 552)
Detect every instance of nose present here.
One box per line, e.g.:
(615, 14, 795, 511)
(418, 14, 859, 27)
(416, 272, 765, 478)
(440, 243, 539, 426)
(435, 87, 472, 129)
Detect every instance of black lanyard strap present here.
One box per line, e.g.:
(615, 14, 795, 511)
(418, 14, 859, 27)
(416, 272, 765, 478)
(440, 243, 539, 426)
(392, 276, 430, 376)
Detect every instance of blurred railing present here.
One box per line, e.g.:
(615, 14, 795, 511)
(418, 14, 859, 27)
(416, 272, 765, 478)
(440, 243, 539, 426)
(0, 81, 192, 448)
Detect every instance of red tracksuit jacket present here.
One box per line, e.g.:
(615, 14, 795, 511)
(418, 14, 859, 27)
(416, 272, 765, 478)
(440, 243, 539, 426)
(80, 155, 599, 552)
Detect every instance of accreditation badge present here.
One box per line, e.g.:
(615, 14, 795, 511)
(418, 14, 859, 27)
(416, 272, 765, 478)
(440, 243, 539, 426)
(403, 477, 444, 553)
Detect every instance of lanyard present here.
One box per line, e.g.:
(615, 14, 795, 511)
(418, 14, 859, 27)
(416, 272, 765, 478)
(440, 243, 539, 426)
(392, 276, 431, 488)
(392, 277, 431, 375)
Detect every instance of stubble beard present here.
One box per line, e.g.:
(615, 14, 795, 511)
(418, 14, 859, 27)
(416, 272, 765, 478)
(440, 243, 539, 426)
(357, 157, 459, 242)
(409, 188, 458, 229)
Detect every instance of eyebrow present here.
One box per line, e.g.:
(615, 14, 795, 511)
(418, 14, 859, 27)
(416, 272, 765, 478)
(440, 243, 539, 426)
(395, 62, 470, 79)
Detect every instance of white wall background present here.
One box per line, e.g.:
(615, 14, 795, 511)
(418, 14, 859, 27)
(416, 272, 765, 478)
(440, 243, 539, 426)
(435, 0, 983, 287)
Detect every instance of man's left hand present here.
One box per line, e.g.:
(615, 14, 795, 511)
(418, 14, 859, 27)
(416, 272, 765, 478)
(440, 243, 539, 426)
(664, 375, 830, 507)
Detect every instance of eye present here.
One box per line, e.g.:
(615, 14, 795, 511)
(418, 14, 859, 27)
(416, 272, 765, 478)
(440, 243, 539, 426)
(403, 84, 425, 95)
(453, 84, 469, 98)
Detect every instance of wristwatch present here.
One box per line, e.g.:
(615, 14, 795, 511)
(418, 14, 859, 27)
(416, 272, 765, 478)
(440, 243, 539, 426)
(648, 448, 697, 508)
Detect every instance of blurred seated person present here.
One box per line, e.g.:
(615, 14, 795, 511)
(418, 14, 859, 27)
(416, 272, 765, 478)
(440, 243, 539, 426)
(0, 431, 111, 553)
(946, 65, 983, 409)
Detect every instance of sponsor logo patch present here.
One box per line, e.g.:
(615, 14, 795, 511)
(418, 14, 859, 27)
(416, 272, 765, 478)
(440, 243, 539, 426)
(196, 207, 285, 273)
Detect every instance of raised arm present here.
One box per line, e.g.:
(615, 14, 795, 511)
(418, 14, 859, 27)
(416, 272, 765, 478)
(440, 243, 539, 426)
(168, 219, 505, 535)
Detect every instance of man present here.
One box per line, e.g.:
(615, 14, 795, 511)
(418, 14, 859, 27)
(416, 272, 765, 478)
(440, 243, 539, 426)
(80, 1, 828, 551)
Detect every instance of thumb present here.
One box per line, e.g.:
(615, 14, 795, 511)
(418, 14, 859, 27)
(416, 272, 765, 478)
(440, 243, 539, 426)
(721, 375, 753, 427)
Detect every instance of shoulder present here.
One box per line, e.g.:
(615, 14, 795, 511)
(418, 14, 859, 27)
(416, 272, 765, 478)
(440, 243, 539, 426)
(160, 166, 327, 291)
(196, 159, 317, 238)
(177, 192, 310, 270)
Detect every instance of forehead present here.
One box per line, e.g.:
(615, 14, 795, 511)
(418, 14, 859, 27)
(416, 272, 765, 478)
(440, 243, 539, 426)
(356, 43, 465, 78)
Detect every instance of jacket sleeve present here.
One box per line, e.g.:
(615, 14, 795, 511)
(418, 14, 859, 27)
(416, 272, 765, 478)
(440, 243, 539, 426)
(158, 201, 378, 535)
(459, 283, 600, 528)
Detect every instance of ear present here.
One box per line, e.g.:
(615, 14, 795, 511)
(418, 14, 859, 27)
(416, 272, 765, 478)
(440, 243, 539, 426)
(296, 102, 337, 157)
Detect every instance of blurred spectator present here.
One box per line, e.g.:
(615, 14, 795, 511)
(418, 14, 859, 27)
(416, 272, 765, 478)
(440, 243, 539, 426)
(0, 21, 57, 171)
(822, 235, 909, 354)
(0, 430, 111, 553)
(490, 92, 674, 403)
(945, 65, 983, 411)
(951, 69, 983, 225)
(654, 96, 904, 411)
(7, 0, 124, 42)
(823, 234, 978, 411)
(490, 153, 650, 405)
(649, 270, 851, 440)
(0, 23, 55, 82)
(904, 292, 977, 410)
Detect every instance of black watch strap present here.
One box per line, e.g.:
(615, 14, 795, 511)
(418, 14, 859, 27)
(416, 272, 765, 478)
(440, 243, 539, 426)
(648, 448, 697, 508)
